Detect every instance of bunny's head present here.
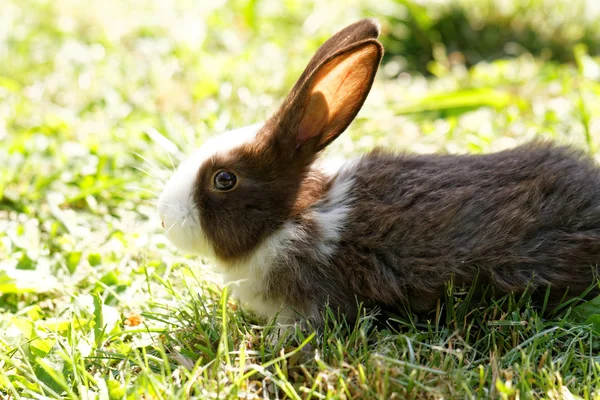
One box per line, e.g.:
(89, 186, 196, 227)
(158, 19, 383, 262)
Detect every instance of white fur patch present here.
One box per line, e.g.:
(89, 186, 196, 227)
(157, 123, 262, 254)
(310, 159, 357, 258)
(313, 156, 347, 176)
(217, 222, 298, 318)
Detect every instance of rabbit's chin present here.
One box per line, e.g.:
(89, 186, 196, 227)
(163, 212, 215, 257)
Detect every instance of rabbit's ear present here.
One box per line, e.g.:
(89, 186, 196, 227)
(274, 39, 383, 153)
(288, 19, 381, 97)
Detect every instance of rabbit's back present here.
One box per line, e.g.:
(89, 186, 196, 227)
(334, 142, 600, 311)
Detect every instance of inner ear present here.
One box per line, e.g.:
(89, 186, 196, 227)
(296, 42, 382, 150)
(286, 19, 381, 100)
(298, 92, 329, 146)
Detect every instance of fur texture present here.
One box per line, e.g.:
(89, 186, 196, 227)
(259, 142, 600, 323)
(158, 19, 600, 328)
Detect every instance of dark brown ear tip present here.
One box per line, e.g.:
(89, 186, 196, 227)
(344, 18, 381, 40)
(361, 18, 381, 37)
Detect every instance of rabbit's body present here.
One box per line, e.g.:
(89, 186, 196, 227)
(225, 142, 600, 324)
(158, 19, 600, 328)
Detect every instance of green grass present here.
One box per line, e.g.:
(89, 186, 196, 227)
(1, 0, 600, 398)
(381, 0, 600, 74)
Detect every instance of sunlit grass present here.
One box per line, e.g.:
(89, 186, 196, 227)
(1, 0, 600, 398)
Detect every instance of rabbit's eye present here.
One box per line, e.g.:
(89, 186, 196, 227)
(213, 170, 237, 191)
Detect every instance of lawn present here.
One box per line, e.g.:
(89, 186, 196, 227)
(1, 0, 600, 398)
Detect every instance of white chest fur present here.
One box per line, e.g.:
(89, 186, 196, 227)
(215, 222, 296, 318)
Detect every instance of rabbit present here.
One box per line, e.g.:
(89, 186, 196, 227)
(157, 18, 600, 329)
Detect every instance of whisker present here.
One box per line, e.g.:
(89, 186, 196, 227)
(146, 181, 165, 191)
(125, 186, 162, 197)
(181, 217, 187, 227)
(165, 221, 178, 235)
(133, 166, 167, 187)
(144, 127, 182, 157)
(132, 151, 163, 171)
(142, 199, 175, 208)
(144, 127, 182, 171)
(134, 179, 165, 193)
(166, 149, 176, 172)
(132, 152, 170, 182)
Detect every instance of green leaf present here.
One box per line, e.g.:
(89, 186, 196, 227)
(34, 357, 74, 397)
(65, 251, 82, 274)
(93, 293, 105, 347)
(30, 339, 55, 358)
(16, 253, 35, 270)
(88, 253, 102, 267)
(570, 295, 600, 322)
(107, 379, 126, 400)
(10, 317, 34, 339)
(394, 88, 521, 115)
(100, 270, 120, 286)
(584, 314, 600, 334)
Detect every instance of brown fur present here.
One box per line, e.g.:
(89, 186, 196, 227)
(182, 19, 599, 326)
(259, 143, 600, 323)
